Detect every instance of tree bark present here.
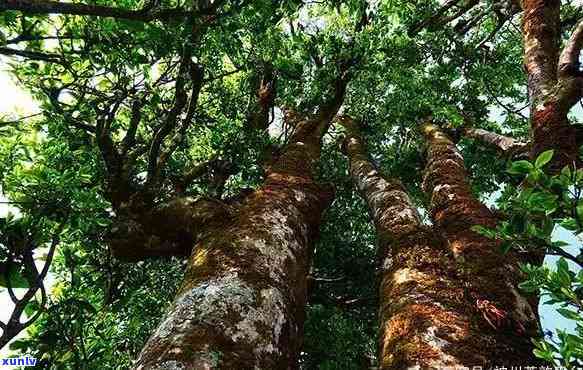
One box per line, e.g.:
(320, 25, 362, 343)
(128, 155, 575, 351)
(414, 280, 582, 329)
(421, 122, 540, 365)
(458, 126, 528, 157)
(108, 197, 233, 261)
(522, 0, 582, 172)
(340, 117, 468, 367)
(0, 0, 192, 23)
(133, 75, 348, 369)
(340, 117, 539, 367)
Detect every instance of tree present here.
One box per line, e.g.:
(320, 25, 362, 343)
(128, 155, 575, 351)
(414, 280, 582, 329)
(340, 116, 539, 367)
(135, 69, 351, 367)
(0, 0, 582, 368)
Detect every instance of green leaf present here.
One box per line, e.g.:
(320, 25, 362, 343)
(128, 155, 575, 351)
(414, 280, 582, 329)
(518, 280, 539, 293)
(533, 348, 555, 362)
(8, 339, 29, 351)
(556, 258, 572, 286)
(557, 308, 581, 321)
(535, 150, 554, 169)
(561, 218, 578, 231)
(510, 214, 526, 234)
(24, 300, 40, 317)
(508, 160, 534, 175)
(470, 225, 496, 239)
(0, 263, 29, 288)
(552, 240, 570, 248)
(528, 192, 558, 214)
(576, 201, 583, 224)
(58, 350, 74, 362)
(561, 165, 572, 179)
(500, 241, 512, 254)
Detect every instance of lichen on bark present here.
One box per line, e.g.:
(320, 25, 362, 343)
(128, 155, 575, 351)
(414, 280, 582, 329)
(134, 91, 344, 368)
(339, 117, 541, 368)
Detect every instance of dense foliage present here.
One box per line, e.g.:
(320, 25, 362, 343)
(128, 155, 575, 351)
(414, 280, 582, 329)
(0, 0, 580, 368)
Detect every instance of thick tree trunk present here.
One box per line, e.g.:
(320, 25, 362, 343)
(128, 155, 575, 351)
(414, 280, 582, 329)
(134, 71, 348, 367)
(421, 123, 540, 365)
(341, 117, 538, 367)
(522, 0, 581, 172)
(134, 116, 333, 369)
(340, 118, 472, 367)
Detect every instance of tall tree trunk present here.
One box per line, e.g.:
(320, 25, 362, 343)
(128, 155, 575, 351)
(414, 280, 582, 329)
(339, 117, 468, 367)
(522, 0, 582, 172)
(134, 77, 348, 369)
(340, 117, 539, 368)
(421, 123, 540, 364)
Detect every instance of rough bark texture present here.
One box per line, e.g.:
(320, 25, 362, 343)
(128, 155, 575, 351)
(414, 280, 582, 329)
(421, 123, 540, 366)
(340, 117, 538, 368)
(133, 73, 348, 367)
(460, 127, 528, 157)
(340, 118, 469, 368)
(108, 197, 233, 261)
(522, 0, 582, 172)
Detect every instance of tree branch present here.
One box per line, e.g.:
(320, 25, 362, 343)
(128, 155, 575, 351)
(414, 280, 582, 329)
(521, 0, 561, 105)
(0, 46, 64, 64)
(156, 63, 205, 173)
(558, 19, 583, 78)
(146, 56, 190, 187)
(0, 221, 65, 350)
(0, 0, 193, 23)
(458, 126, 529, 157)
(246, 62, 277, 130)
(408, 0, 462, 36)
(108, 196, 233, 261)
(121, 99, 143, 158)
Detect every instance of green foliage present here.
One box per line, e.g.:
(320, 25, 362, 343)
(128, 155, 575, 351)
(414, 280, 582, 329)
(477, 150, 583, 366)
(0, 0, 579, 368)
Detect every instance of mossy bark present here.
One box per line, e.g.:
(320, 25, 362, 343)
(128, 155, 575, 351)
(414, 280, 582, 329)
(133, 109, 339, 369)
(522, 0, 580, 172)
(341, 118, 465, 367)
(341, 117, 538, 368)
(421, 123, 540, 366)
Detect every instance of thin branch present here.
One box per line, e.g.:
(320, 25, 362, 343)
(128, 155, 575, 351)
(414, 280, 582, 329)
(6, 34, 78, 45)
(145, 55, 190, 187)
(476, 17, 506, 49)
(547, 245, 583, 269)
(440, 0, 480, 26)
(0, 221, 65, 349)
(121, 100, 143, 157)
(0, 0, 194, 23)
(0, 112, 43, 127)
(483, 78, 529, 120)
(156, 63, 205, 173)
(0, 47, 64, 64)
(203, 68, 242, 83)
(408, 0, 462, 35)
